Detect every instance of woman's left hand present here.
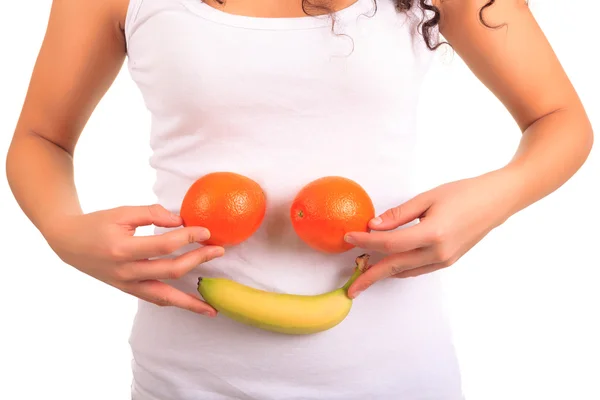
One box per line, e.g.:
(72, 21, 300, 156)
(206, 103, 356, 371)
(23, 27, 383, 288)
(344, 170, 518, 299)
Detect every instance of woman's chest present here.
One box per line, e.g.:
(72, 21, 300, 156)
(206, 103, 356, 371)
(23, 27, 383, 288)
(125, 1, 433, 118)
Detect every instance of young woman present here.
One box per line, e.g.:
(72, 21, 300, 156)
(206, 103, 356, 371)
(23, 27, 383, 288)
(6, 0, 593, 398)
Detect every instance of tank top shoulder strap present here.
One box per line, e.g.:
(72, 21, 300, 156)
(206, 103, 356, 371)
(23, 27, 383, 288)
(124, 0, 144, 43)
(124, 0, 190, 47)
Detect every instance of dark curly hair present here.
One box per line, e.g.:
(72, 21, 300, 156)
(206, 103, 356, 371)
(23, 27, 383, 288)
(395, 0, 505, 50)
(212, 0, 509, 51)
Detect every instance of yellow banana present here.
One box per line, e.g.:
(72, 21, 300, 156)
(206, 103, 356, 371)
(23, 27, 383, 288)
(197, 254, 370, 335)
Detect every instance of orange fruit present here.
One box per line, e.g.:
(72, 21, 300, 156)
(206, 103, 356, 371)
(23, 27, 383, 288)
(180, 172, 266, 246)
(290, 176, 375, 254)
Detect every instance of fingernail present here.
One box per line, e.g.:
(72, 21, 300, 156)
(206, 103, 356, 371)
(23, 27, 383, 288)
(351, 289, 363, 299)
(170, 213, 182, 222)
(344, 235, 355, 244)
(202, 310, 216, 317)
(210, 247, 225, 257)
(371, 216, 383, 226)
(195, 228, 211, 241)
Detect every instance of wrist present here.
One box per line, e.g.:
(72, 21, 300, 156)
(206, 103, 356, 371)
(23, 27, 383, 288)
(39, 212, 83, 249)
(475, 165, 529, 227)
(483, 162, 538, 224)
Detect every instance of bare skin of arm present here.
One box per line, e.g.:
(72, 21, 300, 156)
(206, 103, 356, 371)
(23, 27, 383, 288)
(346, 0, 594, 294)
(6, 0, 223, 316)
(437, 0, 594, 214)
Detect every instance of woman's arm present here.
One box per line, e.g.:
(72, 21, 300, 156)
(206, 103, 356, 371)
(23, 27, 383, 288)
(5, 0, 223, 315)
(6, 0, 127, 233)
(346, 0, 594, 296)
(436, 0, 594, 217)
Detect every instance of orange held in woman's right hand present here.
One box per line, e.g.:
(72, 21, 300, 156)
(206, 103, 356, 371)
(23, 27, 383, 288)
(180, 172, 267, 247)
(290, 176, 375, 254)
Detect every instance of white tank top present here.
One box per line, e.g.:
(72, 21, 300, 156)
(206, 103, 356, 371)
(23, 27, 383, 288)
(124, 0, 463, 398)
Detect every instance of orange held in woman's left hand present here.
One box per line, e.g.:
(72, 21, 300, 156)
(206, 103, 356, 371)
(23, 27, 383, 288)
(180, 172, 267, 247)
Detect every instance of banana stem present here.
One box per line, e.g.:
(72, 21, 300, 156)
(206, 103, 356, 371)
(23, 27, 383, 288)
(342, 253, 370, 292)
(342, 268, 362, 291)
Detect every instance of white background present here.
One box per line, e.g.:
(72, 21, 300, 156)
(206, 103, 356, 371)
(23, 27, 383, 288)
(1, 1, 598, 399)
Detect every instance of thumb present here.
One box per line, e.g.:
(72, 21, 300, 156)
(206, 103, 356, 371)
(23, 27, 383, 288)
(116, 204, 183, 228)
(369, 193, 432, 231)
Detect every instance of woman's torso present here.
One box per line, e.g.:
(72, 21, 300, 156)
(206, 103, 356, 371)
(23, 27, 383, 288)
(124, 0, 463, 398)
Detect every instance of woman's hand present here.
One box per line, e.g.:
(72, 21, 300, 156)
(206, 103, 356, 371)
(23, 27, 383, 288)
(46, 204, 224, 316)
(344, 170, 518, 299)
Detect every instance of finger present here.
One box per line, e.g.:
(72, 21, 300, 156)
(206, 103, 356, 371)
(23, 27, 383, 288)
(392, 263, 446, 279)
(344, 222, 431, 254)
(123, 226, 211, 260)
(132, 279, 218, 316)
(347, 248, 436, 298)
(116, 204, 184, 228)
(126, 245, 224, 281)
(368, 193, 433, 231)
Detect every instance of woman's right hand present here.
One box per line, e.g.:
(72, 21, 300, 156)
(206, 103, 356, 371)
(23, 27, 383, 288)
(46, 204, 224, 316)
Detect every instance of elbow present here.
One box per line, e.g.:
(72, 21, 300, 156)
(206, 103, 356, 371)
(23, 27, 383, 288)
(5, 139, 21, 200)
(577, 112, 594, 167)
(5, 136, 18, 185)
(552, 105, 594, 169)
(5, 129, 69, 189)
(5, 133, 26, 192)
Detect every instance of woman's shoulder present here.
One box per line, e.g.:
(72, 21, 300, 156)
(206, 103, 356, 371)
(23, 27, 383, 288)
(50, 0, 130, 39)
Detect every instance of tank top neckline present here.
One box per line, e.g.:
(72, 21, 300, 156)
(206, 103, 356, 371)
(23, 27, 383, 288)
(181, 0, 375, 30)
